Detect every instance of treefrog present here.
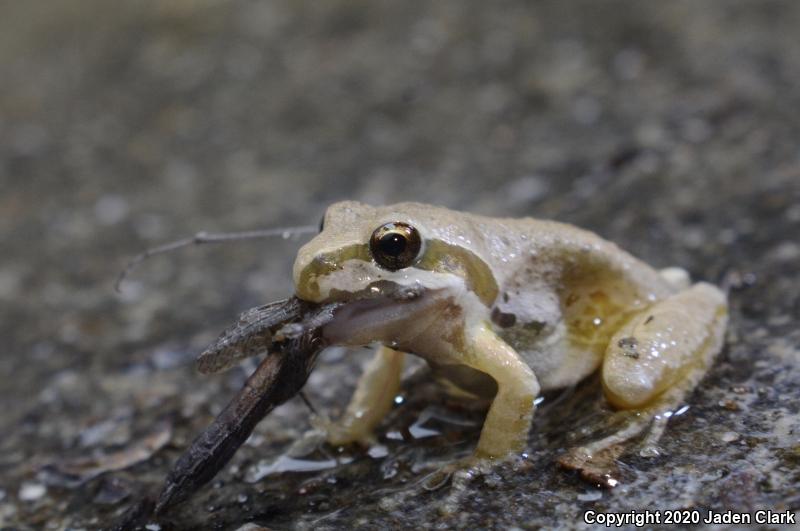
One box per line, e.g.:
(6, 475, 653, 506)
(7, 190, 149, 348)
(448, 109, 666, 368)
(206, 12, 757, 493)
(293, 201, 728, 478)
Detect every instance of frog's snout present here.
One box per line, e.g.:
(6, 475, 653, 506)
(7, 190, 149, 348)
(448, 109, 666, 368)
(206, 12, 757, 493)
(291, 253, 321, 303)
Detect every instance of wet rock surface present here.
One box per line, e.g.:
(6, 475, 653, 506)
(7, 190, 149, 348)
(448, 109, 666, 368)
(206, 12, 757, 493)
(1, 1, 798, 529)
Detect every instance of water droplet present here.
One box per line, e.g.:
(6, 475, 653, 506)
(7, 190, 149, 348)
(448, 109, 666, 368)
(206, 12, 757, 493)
(386, 431, 404, 441)
(673, 405, 690, 416)
(245, 455, 353, 482)
(368, 444, 389, 459)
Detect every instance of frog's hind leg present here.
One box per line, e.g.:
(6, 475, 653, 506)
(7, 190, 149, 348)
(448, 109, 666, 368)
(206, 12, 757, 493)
(323, 345, 405, 446)
(558, 282, 728, 485)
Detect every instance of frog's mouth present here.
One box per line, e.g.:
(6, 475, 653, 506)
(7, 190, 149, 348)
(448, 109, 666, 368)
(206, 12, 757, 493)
(320, 280, 456, 350)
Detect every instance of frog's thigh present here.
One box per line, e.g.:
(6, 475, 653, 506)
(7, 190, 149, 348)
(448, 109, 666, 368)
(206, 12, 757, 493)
(326, 345, 404, 446)
(463, 323, 540, 459)
(602, 282, 728, 411)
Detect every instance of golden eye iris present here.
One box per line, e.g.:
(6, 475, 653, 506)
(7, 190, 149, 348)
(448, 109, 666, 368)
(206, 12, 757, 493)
(369, 222, 422, 271)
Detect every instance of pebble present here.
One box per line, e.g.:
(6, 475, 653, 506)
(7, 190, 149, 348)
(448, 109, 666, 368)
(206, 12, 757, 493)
(18, 482, 46, 502)
(721, 431, 740, 443)
(577, 490, 603, 502)
(234, 524, 271, 531)
(94, 194, 130, 225)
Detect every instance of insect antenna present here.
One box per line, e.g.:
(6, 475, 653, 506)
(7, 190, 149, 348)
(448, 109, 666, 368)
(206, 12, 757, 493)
(115, 225, 318, 292)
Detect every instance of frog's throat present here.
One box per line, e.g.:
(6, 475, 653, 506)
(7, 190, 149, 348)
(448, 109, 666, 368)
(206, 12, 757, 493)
(297, 240, 499, 306)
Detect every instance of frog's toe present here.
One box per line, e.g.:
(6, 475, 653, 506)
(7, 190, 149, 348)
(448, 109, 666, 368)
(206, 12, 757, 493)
(323, 421, 373, 447)
(306, 413, 370, 447)
(421, 452, 514, 491)
(420, 456, 481, 491)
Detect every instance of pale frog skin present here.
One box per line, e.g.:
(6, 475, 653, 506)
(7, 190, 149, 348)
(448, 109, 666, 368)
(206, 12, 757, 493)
(293, 201, 728, 472)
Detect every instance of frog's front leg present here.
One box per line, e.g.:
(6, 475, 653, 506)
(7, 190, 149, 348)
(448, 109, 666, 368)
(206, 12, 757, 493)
(422, 323, 539, 491)
(462, 322, 541, 459)
(559, 282, 728, 483)
(324, 345, 404, 446)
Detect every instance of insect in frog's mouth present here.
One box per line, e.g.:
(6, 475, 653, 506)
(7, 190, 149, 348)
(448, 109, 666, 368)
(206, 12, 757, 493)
(195, 280, 450, 377)
(154, 283, 456, 515)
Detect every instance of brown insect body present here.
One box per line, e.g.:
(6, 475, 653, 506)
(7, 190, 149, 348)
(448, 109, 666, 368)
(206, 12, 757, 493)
(154, 298, 341, 514)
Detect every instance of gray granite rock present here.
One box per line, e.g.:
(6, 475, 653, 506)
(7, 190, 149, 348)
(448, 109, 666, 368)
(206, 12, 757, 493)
(1, 1, 798, 529)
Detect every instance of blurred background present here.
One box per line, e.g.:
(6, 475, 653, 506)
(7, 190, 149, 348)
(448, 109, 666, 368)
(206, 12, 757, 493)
(1, 1, 798, 529)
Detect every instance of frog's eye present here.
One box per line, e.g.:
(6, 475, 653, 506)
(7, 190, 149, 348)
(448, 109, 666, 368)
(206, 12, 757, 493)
(369, 222, 422, 271)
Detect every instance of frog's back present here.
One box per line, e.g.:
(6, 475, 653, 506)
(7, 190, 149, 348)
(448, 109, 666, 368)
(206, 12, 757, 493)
(371, 202, 670, 295)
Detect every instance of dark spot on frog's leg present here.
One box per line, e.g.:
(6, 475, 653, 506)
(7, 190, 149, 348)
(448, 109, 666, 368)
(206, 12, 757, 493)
(491, 307, 517, 328)
(503, 292, 510, 303)
(618, 337, 639, 358)
(564, 293, 579, 307)
(644, 315, 654, 325)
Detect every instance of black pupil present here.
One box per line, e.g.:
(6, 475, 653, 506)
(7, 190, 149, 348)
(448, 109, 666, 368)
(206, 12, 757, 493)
(379, 232, 406, 256)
